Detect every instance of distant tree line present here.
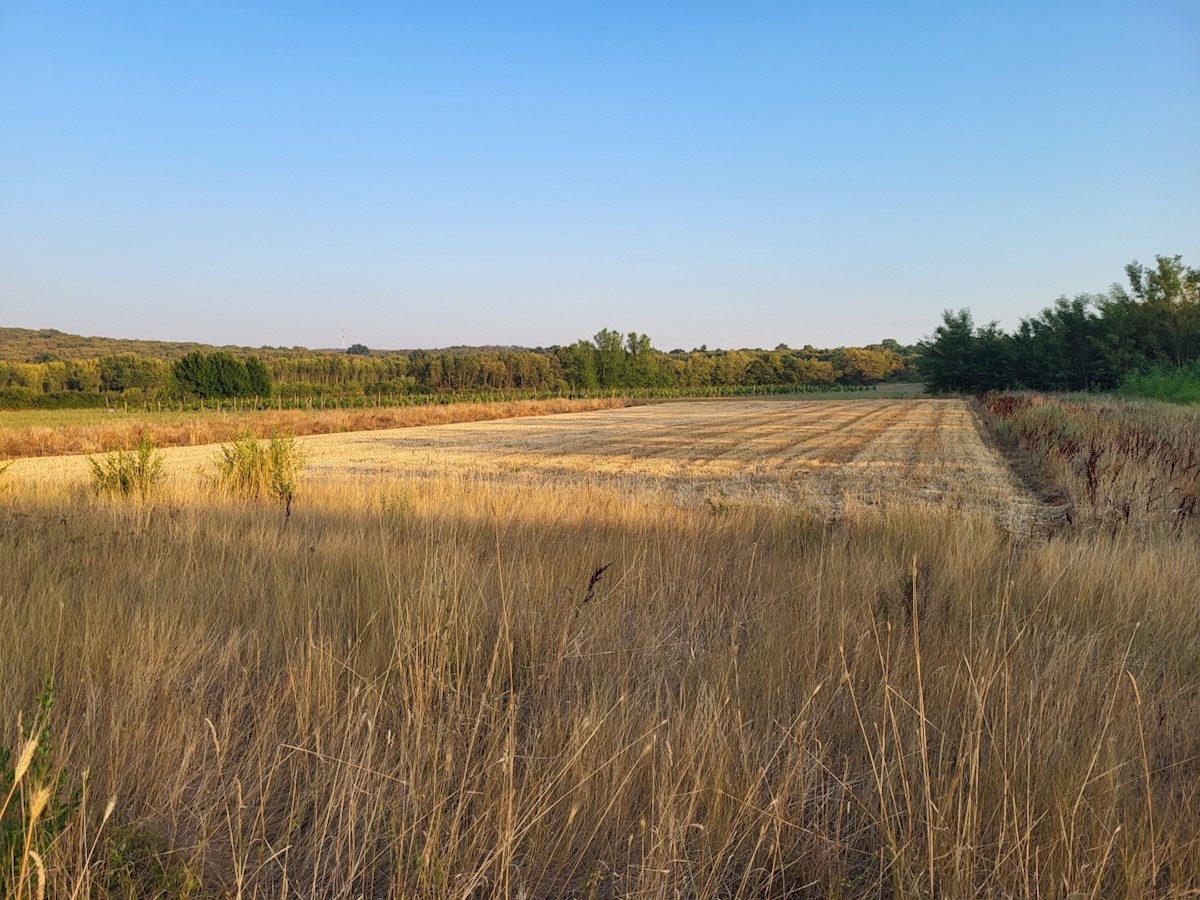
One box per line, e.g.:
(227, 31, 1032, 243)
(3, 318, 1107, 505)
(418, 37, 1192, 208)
(0, 331, 918, 407)
(920, 255, 1200, 393)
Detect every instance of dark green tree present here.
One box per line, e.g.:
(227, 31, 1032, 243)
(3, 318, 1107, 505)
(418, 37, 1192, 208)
(918, 310, 979, 393)
(245, 356, 273, 396)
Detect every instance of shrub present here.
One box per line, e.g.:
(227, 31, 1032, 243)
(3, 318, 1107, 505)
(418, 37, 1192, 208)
(87, 434, 164, 498)
(212, 433, 306, 508)
(1118, 360, 1200, 404)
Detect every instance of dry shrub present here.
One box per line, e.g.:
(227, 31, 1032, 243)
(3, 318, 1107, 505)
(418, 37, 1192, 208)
(981, 392, 1200, 531)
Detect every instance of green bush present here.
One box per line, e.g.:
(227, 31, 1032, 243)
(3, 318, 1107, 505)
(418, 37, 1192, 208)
(212, 433, 306, 507)
(1119, 360, 1200, 404)
(88, 434, 164, 498)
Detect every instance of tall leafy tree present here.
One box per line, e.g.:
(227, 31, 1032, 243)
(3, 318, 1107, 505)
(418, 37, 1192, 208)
(919, 310, 980, 392)
(593, 329, 627, 388)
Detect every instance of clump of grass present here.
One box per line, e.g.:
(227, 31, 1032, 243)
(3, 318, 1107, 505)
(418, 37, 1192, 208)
(1, 681, 93, 898)
(212, 432, 307, 510)
(87, 434, 163, 498)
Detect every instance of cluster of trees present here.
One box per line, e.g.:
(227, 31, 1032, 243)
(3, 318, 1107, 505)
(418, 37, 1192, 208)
(921, 255, 1200, 393)
(0, 351, 273, 399)
(556, 330, 908, 391)
(0, 331, 916, 406)
(0, 354, 168, 394)
(171, 351, 273, 399)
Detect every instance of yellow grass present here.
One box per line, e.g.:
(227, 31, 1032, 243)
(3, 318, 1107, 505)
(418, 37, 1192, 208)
(1, 398, 1197, 897)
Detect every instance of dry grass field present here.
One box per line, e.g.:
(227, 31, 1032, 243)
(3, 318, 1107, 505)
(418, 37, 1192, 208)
(2, 396, 1198, 898)
(6, 399, 1034, 525)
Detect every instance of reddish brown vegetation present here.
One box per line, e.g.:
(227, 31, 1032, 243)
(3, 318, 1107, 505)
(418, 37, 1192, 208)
(980, 393, 1200, 530)
(0, 397, 636, 459)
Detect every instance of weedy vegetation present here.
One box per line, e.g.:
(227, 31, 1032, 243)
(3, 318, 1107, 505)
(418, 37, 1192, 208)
(211, 432, 307, 513)
(1, 397, 1198, 897)
(981, 392, 1200, 531)
(86, 433, 164, 498)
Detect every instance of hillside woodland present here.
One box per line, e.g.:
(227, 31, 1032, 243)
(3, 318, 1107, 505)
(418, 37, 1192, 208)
(0, 327, 915, 408)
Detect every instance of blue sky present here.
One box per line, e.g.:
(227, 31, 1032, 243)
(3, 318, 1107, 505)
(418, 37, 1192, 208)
(2, 2, 1197, 351)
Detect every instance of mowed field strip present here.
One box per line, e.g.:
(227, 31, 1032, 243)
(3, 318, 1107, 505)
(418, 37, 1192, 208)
(8, 398, 1035, 522)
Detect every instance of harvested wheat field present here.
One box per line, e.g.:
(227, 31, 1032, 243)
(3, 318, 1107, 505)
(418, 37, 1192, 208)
(7, 398, 1035, 524)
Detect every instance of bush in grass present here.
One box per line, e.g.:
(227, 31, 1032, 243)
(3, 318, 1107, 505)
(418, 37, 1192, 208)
(213, 433, 306, 506)
(1118, 360, 1200, 404)
(88, 434, 164, 498)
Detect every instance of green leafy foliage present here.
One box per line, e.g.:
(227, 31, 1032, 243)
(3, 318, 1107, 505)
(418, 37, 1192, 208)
(88, 434, 164, 498)
(1119, 359, 1200, 403)
(101, 826, 203, 897)
(1, 326, 924, 411)
(171, 350, 273, 399)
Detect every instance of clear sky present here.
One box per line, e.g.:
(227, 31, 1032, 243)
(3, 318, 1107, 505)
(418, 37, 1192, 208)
(2, 2, 1197, 351)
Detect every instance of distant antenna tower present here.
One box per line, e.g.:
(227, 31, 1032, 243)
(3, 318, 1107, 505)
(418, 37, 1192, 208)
(341, 329, 346, 351)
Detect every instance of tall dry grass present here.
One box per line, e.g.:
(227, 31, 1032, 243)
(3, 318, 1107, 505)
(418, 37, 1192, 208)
(981, 393, 1200, 532)
(1, 469, 1198, 897)
(0, 397, 637, 459)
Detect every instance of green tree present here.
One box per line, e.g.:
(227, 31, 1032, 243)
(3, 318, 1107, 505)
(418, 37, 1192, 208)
(1118, 255, 1200, 368)
(918, 310, 979, 393)
(593, 329, 627, 388)
(245, 356, 273, 396)
(562, 340, 599, 390)
(837, 347, 904, 385)
(171, 351, 268, 399)
(625, 332, 659, 387)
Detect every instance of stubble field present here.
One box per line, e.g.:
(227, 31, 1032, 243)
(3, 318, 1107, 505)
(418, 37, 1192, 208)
(1, 397, 1197, 898)
(6, 398, 1033, 523)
